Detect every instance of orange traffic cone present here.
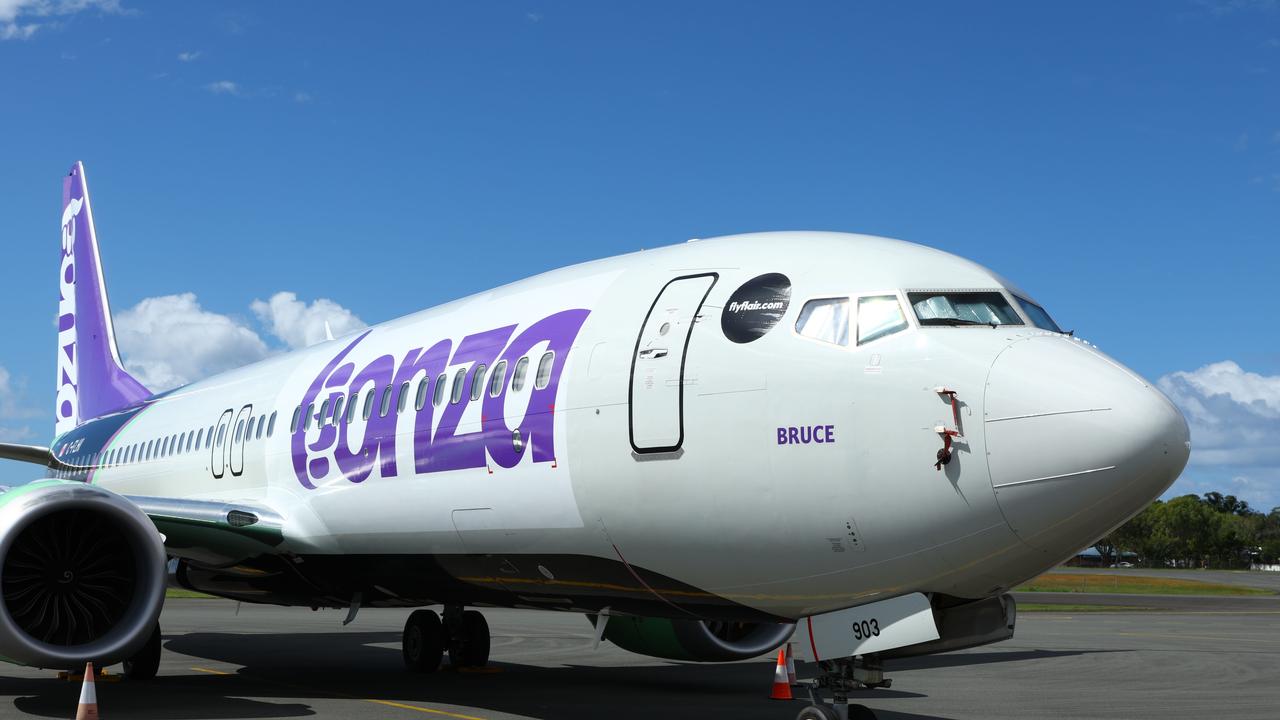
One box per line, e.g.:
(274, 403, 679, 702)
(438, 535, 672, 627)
(770, 648, 792, 700)
(75, 661, 99, 719)
(784, 642, 797, 684)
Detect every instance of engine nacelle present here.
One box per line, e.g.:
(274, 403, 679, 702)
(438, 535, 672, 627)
(596, 614, 795, 662)
(0, 480, 166, 668)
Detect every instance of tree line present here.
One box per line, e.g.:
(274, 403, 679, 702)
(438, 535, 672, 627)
(1094, 492, 1280, 569)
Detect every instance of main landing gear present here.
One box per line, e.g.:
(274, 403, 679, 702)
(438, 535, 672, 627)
(402, 606, 491, 672)
(794, 655, 888, 720)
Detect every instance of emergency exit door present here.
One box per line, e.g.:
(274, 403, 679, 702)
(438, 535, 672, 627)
(629, 273, 717, 453)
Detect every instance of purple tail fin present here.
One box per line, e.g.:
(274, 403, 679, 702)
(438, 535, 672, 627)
(55, 162, 150, 435)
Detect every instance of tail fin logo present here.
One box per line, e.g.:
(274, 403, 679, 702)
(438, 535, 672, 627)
(55, 196, 84, 436)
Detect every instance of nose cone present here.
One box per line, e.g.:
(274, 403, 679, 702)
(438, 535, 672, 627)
(984, 337, 1190, 554)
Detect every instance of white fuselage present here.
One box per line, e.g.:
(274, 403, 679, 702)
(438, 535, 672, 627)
(73, 232, 1189, 621)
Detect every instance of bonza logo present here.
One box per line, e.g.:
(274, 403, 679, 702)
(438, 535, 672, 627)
(291, 309, 590, 489)
(55, 196, 84, 435)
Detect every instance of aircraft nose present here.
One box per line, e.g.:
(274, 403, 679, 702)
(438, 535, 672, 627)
(984, 337, 1190, 553)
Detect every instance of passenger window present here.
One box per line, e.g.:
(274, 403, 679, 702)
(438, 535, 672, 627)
(796, 298, 850, 346)
(380, 386, 393, 417)
(319, 400, 330, 427)
(433, 373, 448, 407)
(398, 381, 411, 413)
(415, 378, 429, 410)
(512, 357, 529, 392)
(161, 437, 170, 457)
(304, 403, 315, 431)
(217, 425, 227, 446)
(857, 295, 909, 345)
(235, 421, 245, 443)
(267, 411, 278, 437)
(363, 391, 375, 420)
(535, 352, 555, 390)
(471, 364, 487, 402)
(451, 369, 466, 404)
(195, 428, 203, 449)
(347, 393, 359, 423)
(206, 426, 214, 448)
(146, 440, 154, 460)
(332, 396, 346, 425)
(489, 360, 507, 397)
(290, 407, 301, 433)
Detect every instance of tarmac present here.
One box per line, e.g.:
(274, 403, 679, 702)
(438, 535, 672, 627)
(1, 572, 1278, 720)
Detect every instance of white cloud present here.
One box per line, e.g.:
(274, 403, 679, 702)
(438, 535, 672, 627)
(1158, 361, 1280, 508)
(0, 0, 124, 41)
(205, 80, 239, 95)
(0, 21, 35, 38)
(0, 366, 40, 443)
(177, 50, 200, 62)
(114, 293, 269, 391)
(251, 291, 366, 350)
(293, 91, 312, 103)
(109, 291, 364, 391)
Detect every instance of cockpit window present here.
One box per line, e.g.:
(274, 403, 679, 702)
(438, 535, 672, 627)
(857, 295, 909, 345)
(1013, 295, 1062, 332)
(908, 291, 1023, 327)
(795, 298, 849, 346)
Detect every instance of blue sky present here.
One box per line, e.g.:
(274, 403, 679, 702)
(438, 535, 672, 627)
(1, 2, 1278, 508)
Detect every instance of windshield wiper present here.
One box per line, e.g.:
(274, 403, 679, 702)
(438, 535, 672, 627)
(918, 317, 998, 328)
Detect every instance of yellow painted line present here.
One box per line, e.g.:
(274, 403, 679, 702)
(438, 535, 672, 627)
(363, 698, 486, 719)
(190, 666, 487, 719)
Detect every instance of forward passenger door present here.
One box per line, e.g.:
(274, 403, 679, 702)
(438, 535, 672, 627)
(628, 274, 717, 453)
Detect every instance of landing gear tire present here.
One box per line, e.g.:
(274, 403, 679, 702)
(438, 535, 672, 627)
(794, 705, 877, 720)
(402, 609, 444, 673)
(122, 622, 161, 681)
(447, 610, 490, 668)
(795, 705, 840, 720)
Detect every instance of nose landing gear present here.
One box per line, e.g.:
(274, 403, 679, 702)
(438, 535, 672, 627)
(401, 606, 492, 673)
(793, 655, 887, 720)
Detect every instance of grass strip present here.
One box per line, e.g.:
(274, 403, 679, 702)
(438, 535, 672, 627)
(1019, 603, 1158, 613)
(166, 588, 216, 599)
(1014, 572, 1272, 596)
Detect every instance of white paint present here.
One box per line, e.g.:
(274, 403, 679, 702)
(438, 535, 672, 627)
(799, 593, 938, 661)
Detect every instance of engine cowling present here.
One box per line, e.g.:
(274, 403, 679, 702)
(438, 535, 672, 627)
(597, 615, 795, 662)
(0, 480, 166, 668)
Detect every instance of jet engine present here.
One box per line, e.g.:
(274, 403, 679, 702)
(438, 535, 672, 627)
(595, 614, 795, 662)
(0, 480, 166, 668)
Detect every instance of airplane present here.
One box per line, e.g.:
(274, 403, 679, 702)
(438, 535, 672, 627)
(0, 162, 1189, 720)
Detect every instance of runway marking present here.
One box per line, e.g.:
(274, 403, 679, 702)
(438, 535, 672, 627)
(363, 698, 487, 718)
(189, 666, 488, 719)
